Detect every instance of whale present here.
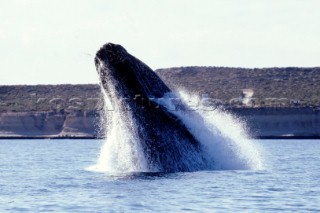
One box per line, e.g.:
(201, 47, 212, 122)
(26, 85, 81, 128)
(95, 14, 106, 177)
(94, 43, 209, 172)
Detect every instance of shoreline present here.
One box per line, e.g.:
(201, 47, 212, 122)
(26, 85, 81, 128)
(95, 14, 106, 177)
(0, 136, 319, 140)
(0, 136, 98, 140)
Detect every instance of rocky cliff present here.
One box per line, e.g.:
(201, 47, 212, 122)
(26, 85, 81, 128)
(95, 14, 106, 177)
(1, 66, 319, 139)
(1, 108, 319, 139)
(231, 107, 320, 138)
(0, 111, 101, 138)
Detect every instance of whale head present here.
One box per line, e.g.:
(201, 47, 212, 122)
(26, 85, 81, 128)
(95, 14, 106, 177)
(94, 43, 171, 109)
(95, 43, 129, 67)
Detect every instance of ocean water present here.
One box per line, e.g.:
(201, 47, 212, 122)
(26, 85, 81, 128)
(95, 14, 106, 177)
(0, 139, 320, 212)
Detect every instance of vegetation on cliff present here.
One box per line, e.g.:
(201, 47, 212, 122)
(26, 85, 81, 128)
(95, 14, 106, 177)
(156, 67, 320, 108)
(0, 84, 101, 112)
(0, 67, 319, 112)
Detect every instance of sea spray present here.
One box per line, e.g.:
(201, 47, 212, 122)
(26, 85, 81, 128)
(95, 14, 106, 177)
(158, 91, 264, 170)
(88, 86, 149, 173)
(89, 89, 264, 172)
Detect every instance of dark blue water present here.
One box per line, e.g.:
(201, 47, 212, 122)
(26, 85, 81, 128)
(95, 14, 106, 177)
(1, 139, 320, 212)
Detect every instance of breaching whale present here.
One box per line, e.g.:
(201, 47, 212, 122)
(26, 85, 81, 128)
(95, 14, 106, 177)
(95, 43, 210, 172)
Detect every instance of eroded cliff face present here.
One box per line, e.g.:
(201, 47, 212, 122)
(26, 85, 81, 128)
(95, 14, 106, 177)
(0, 108, 319, 138)
(0, 111, 101, 138)
(231, 108, 320, 138)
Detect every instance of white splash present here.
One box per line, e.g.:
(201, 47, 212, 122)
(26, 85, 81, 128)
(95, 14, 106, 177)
(88, 89, 264, 172)
(158, 91, 264, 170)
(87, 87, 149, 173)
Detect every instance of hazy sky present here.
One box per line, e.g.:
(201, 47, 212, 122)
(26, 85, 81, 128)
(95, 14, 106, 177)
(1, 0, 319, 85)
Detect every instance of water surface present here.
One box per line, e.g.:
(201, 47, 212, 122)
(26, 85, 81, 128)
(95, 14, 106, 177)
(0, 139, 319, 212)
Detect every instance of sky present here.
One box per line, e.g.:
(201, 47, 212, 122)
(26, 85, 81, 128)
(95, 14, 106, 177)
(1, 0, 320, 85)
